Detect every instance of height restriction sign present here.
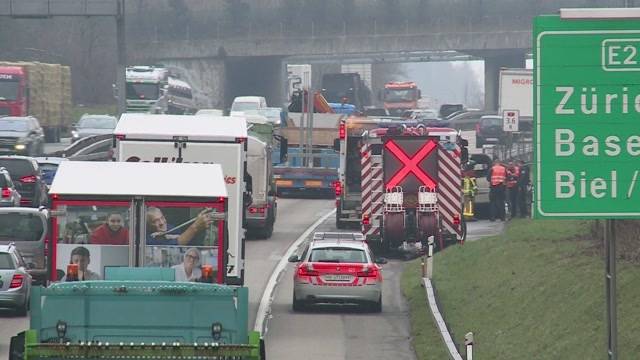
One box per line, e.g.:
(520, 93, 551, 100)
(534, 12, 640, 218)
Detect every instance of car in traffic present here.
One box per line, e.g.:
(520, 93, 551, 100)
(313, 232, 366, 241)
(71, 114, 118, 143)
(288, 236, 386, 312)
(475, 115, 505, 147)
(0, 167, 21, 207)
(0, 116, 45, 157)
(0, 207, 49, 285)
(45, 134, 113, 162)
(0, 243, 32, 315)
(0, 156, 48, 207)
(405, 109, 450, 127)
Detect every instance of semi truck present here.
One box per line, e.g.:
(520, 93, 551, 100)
(336, 116, 467, 250)
(125, 66, 168, 113)
(382, 81, 421, 116)
(114, 113, 248, 285)
(9, 160, 264, 360)
(321, 73, 371, 111)
(0, 61, 72, 142)
(498, 67, 533, 132)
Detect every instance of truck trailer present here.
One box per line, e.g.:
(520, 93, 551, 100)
(114, 113, 248, 285)
(0, 61, 72, 142)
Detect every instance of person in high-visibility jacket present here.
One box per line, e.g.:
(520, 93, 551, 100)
(462, 161, 478, 221)
(506, 161, 521, 218)
(486, 158, 507, 221)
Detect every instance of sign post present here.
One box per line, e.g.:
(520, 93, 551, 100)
(535, 8, 640, 359)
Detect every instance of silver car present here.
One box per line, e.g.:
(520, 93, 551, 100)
(288, 238, 386, 312)
(71, 114, 117, 143)
(0, 167, 21, 207)
(0, 244, 32, 315)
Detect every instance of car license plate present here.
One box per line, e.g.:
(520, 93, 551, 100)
(323, 274, 354, 282)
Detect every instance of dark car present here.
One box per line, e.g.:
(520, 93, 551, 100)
(475, 115, 505, 147)
(0, 156, 48, 207)
(0, 208, 49, 285)
(0, 116, 45, 157)
(71, 114, 117, 143)
(46, 134, 113, 162)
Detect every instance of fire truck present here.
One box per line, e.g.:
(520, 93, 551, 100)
(382, 81, 421, 116)
(335, 116, 467, 250)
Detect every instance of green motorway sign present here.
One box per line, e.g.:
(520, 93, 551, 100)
(534, 14, 640, 218)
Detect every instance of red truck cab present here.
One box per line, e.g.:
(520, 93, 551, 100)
(0, 66, 28, 117)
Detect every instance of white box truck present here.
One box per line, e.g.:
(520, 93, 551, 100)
(113, 113, 248, 285)
(498, 68, 533, 131)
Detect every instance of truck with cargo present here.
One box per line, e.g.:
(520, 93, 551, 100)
(9, 160, 264, 360)
(273, 112, 341, 197)
(498, 67, 533, 132)
(113, 113, 248, 285)
(336, 116, 467, 250)
(244, 115, 278, 238)
(0, 61, 72, 142)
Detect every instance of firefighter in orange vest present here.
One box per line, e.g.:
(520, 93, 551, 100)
(506, 161, 521, 218)
(486, 158, 507, 221)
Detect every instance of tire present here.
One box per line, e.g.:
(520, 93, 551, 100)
(292, 291, 305, 312)
(9, 332, 25, 360)
(15, 299, 27, 317)
(261, 222, 274, 239)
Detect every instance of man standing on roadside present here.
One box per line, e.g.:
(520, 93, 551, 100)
(506, 161, 521, 219)
(487, 158, 507, 222)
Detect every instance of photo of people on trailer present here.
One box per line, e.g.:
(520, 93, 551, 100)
(144, 246, 218, 282)
(56, 244, 129, 281)
(145, 205, 219, 247)
(56, 205, 131, 246)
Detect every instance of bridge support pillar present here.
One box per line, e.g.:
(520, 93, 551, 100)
(483, 52, 526, 111)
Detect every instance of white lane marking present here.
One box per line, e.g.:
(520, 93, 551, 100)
(254, 208, 336, 336)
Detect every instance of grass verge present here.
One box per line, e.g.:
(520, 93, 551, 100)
(401, 219, 640, 359)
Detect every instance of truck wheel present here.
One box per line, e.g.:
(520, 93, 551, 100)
(383, 212, 404, 249)
(262, 222, 274, 239)
(9, 332, 25, 360)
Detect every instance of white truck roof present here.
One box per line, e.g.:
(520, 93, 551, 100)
(115, 113, 248, 141)
(50, 161, 228, 198)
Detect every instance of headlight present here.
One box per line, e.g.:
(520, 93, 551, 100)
(14, 144, 26, 150)
(71, 131, 79, 138)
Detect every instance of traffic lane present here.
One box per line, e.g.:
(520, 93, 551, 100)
(245, 198, 334, 329)
(0, 310, 29, 360)
(466, 219, 505, 241)
(266, 260, 416, 360)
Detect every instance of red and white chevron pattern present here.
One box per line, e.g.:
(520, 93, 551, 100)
(360, 143, 383, 237)
(436, 144, 463, 238)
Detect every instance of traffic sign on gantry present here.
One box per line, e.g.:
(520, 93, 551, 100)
(535, 9, 640, 218)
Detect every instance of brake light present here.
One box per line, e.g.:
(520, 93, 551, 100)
(334, 181, 342, 196)
(296, 263, 319, 277)
(453, 214, 461, 225)
(357, 265, 379, 278)
(339, 122, 346, 140)
(236, 137, 247, 144)
(249, 206, 265, 214)
(362, 214, 370, 226)
(9, 274, 24, 289)
(115, 134, 126, 140)
(19, 175, 37, 183)
(1, 187, 10, 198)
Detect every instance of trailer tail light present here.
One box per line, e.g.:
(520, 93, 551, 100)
(9, 274, 24, 289)
(333, 181, 342, 196)
(19, 175, 37, 183)
(453, 214, 461, 225)
(236, 137, 247, 144)
(1, 187, 10, 198)
(362, 214, 370, 226)
(339, 122, 346, 140)
(249, 206, 265, 214)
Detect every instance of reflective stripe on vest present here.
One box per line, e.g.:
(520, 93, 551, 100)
(491, 165, 507, 186)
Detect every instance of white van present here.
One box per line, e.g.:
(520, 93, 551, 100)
(231, 96, 267, 115)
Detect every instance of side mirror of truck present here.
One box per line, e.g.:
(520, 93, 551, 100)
(333, 138, 340, 152)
